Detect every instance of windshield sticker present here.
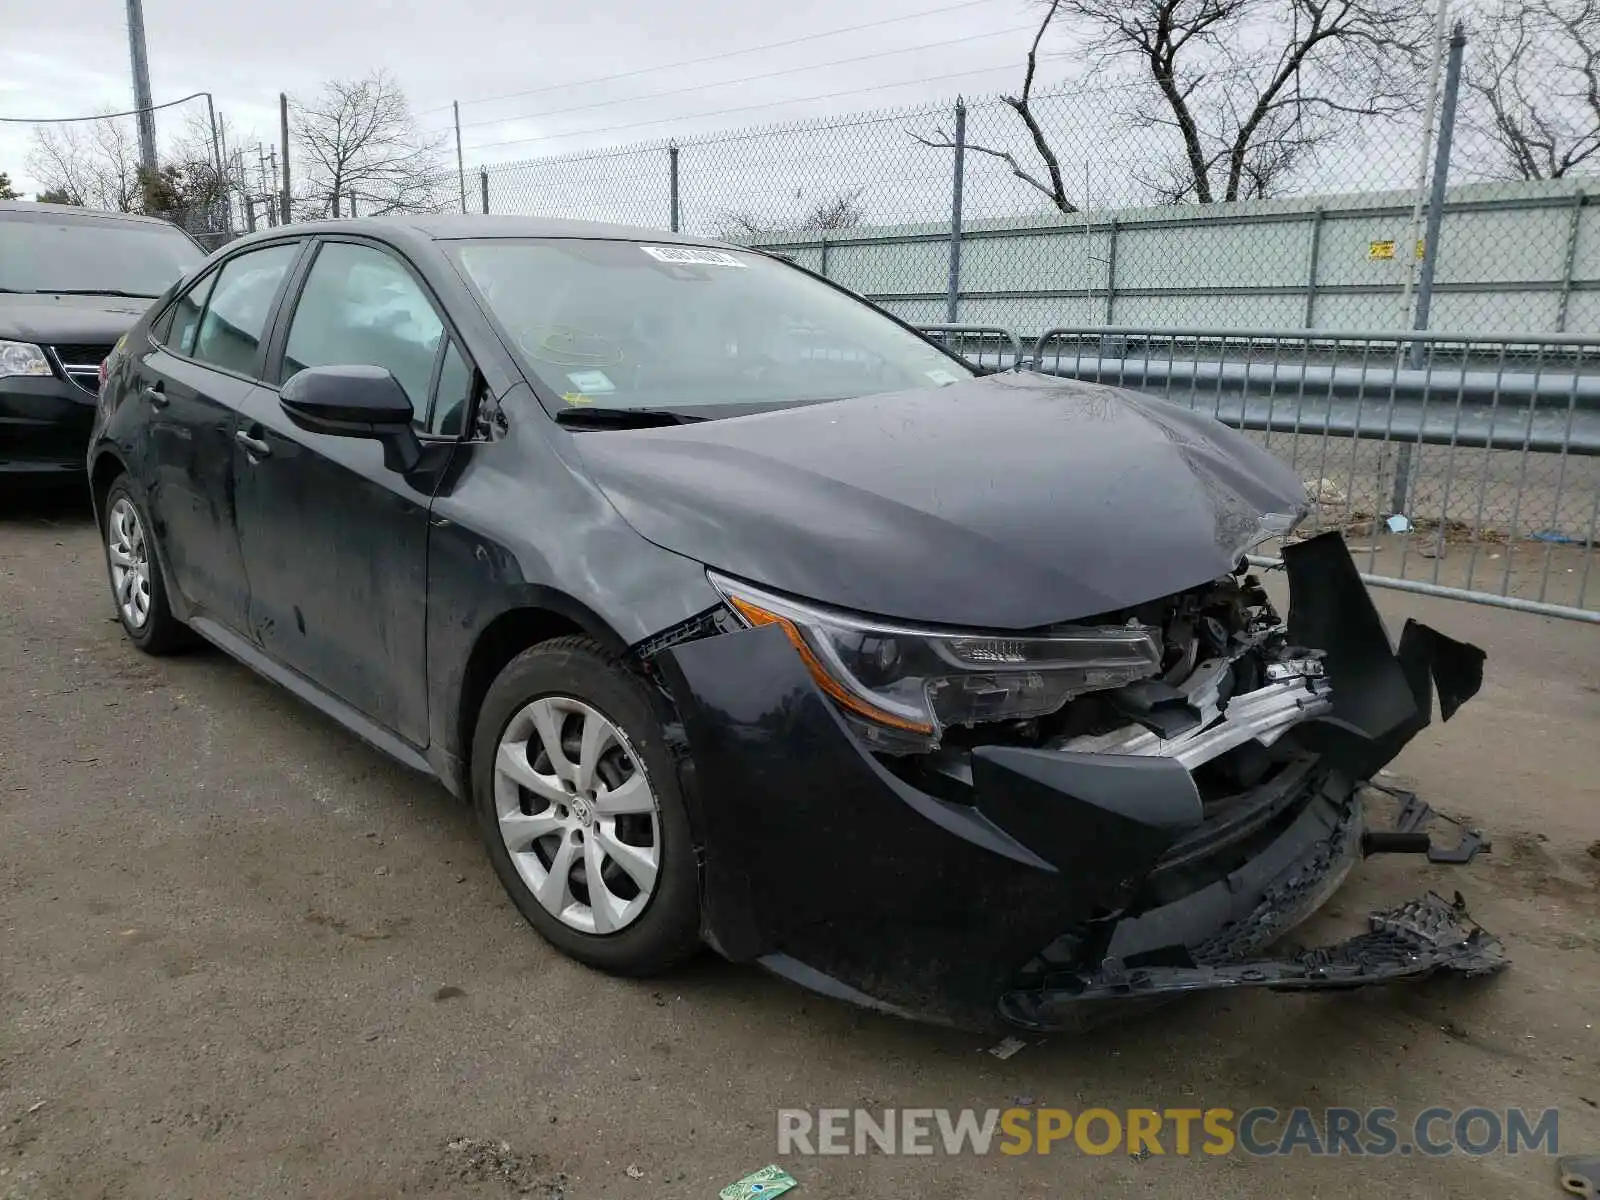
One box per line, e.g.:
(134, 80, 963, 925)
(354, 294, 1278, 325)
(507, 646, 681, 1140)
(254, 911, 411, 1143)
(641, 246, 748, 268)
(565, 369, 616, 394)
(925, 368, 961, 386)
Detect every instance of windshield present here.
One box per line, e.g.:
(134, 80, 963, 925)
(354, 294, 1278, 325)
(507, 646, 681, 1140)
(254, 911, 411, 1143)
(450, 239, 972, 415)
(0, 210, 205, 296)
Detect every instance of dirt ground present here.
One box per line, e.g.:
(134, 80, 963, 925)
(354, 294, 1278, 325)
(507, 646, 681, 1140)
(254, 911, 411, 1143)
(3, 487, 1598, 1200)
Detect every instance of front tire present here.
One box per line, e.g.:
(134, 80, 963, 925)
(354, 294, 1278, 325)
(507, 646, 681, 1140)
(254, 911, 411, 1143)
(471, 636, 701, 975)
(102, 476, 188, 655)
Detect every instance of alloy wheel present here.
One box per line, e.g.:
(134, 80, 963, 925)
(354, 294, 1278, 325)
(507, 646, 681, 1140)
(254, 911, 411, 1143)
(107, 497, 152, 631)
(493, 696, 662, 935)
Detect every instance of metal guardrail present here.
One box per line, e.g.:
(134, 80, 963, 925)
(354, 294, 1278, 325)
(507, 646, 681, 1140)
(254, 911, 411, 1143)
(916, 324, 1024, 372)
(929, 323, 1599, 623)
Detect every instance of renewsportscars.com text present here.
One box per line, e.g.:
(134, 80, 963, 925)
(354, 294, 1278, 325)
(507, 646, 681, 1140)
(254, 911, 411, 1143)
(776, 1106, 1560, 1157)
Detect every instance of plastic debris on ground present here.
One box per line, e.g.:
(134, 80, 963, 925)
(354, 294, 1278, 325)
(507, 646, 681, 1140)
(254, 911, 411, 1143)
(987, 1036, 1027, 1060)
(1532, 529, 1586, 545)
(1560, 1153, 1600, 1197)
(1387, 514, 1413, 533)
(718, 1164, 798, 1199)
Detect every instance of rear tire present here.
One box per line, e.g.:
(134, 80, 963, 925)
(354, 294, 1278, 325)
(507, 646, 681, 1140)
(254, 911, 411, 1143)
(471, 635, 701, 975)
(102, 476, 189, 655)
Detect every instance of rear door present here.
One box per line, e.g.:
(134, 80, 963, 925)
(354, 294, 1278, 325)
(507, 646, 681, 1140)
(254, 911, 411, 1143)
(137, 240, 302, 630)
(232, 236, 471, 745)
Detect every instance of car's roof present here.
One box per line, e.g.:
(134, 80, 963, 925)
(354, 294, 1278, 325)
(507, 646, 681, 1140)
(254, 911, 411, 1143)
(229, 213, 737, 249)
(0, 199, 178, 227)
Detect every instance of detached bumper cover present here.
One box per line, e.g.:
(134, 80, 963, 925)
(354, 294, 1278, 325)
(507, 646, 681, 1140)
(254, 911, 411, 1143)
(654, 533, 1501, 1028)
(1001, 891, 1506, 1029)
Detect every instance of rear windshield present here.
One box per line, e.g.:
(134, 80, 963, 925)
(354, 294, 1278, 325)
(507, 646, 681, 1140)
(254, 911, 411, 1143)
(449, 238, 971, 414)
(0, 209, 205, 297)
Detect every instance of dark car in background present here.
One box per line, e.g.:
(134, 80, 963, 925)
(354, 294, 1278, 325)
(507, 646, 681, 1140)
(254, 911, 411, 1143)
(1, 201, 204, 480)
(87, 215, 1500, 1031)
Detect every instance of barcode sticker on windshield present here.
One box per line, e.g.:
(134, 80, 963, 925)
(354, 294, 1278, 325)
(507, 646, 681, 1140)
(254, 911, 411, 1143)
(641, 246, 747, 268)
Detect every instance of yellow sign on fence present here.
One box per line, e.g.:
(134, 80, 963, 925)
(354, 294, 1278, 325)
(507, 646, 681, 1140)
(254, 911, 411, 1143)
(1369, 239, 1427, 261)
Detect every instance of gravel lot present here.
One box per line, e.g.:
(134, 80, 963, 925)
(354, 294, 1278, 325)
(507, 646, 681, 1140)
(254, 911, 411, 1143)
(3, 486, 1599, 1200)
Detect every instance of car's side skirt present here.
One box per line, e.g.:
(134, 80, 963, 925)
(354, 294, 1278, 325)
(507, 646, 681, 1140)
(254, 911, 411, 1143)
(187, 614, 437, 780)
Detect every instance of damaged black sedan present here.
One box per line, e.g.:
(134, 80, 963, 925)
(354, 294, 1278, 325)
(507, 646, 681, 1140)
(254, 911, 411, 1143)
(88, 216, 1503, 1030)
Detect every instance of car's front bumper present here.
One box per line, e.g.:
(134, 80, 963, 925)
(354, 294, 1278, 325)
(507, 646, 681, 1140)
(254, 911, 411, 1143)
(1, 376, 97, 476)
(652, 533, 1501, 1030)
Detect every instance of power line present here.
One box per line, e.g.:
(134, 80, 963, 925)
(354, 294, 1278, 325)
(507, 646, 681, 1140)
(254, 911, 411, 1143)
(446, 22, 1034, 136)
(0, 90, 212, 124)
(417, 0, 1009, 117)
(464, 58, 1031, 155)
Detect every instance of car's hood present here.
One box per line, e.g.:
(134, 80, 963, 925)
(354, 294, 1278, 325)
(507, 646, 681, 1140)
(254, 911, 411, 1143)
(0, 293, 152, 344)
(572, 372, 1310, 628)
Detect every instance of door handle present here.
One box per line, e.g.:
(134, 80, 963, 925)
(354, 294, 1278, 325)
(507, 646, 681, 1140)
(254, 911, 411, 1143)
(142, 383, 168, 409)
(235, 430, 272, 459)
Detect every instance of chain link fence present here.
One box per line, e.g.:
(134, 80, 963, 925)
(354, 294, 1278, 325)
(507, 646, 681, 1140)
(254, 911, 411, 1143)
(469, 72, 1597, 339)
(13, 42, 1594, 618)
(462, 57, 1597, 620)
(1025, 326, 1599, 621)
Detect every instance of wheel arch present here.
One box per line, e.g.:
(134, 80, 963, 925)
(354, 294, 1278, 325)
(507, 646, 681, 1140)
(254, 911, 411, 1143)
(451, 594, 633, 791)
(89, 449, 129, 529)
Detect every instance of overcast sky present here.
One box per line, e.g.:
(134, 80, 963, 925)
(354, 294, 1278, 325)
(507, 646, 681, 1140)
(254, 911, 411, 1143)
(1, 0, 1054, 195)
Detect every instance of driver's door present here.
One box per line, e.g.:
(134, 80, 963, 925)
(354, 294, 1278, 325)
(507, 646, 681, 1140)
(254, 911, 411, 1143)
(232, 237, 467, 746)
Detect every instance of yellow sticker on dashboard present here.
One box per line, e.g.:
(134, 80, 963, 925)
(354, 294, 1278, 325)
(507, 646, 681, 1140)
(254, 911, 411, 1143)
(562, 393, 594, 405)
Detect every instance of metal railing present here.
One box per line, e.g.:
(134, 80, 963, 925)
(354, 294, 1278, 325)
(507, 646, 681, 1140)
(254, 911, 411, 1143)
(935, 324, 1598, 623)
(916, 324, 1024, 372)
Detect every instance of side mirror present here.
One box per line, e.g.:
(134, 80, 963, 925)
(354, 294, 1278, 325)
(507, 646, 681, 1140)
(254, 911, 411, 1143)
(280, 364, 421, 472)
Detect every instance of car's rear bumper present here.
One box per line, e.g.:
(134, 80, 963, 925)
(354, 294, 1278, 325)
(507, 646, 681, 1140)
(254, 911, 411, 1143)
(1, 377, 97, 475)
(651, 533, 1500, 1029)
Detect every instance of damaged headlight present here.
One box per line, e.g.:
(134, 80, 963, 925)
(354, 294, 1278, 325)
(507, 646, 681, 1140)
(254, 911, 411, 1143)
(709, 572, 1161, 752)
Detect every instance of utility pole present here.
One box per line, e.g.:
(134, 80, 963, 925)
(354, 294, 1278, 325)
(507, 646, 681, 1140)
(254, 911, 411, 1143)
(454, 101, 466, 214)
(206, 94, 229, 234)
(279, 92, 291, 225)
(124, 0, 158, 173)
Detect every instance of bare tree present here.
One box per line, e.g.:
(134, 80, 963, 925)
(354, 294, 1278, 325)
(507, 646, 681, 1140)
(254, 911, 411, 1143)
(916, 0, 1428, 209)
(912, 1, 1079, 214)
(716, 188, 869, 240)
(26, 115, 142, 212)
(1464, 0, 1600, 180)
(290, 70, 449, 218)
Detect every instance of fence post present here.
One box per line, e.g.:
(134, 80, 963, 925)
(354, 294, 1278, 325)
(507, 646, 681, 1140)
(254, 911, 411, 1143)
(669, 143, 680, 233)
(1303, 206, 1325, 328)
(819, 235, 830, 278)
(1555, 190, 1585, 332)
(945, 98, 966, 323)
(1103, 219, 1119, 324)
(480, 167, 490, 215)
(1393, 21, 1466, 516)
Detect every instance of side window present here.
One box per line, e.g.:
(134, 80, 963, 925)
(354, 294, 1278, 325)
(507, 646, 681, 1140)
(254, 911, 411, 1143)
(431, 340, 475, 437)
(192, 244, 298, 376)
(160, 270, 216, 356)
(283, 242, 445, 421)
